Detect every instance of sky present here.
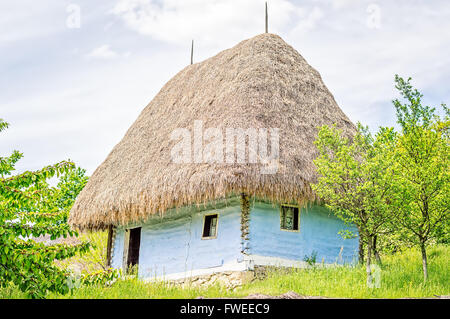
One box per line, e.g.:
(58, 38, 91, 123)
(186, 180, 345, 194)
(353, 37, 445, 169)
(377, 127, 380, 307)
(1, 0, 449, 175)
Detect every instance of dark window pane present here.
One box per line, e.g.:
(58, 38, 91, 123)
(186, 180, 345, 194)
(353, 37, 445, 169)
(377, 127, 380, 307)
(203, 214, 218, 238)
(281, 206, 299, 231)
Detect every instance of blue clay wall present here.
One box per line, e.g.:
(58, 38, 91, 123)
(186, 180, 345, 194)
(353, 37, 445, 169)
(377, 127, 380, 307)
(247, 202, 358, 264)
(111, 228, 124, 269)
(110, 200, 359, 277)
(112, 204, 242, 279)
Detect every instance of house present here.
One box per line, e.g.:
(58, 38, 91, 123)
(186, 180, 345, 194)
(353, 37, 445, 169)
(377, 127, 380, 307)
(69, 33, 359, 283)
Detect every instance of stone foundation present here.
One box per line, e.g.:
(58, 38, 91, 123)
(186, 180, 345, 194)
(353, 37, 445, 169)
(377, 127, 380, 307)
(173, 270, 255, 290)
(169, 266, 301, 290)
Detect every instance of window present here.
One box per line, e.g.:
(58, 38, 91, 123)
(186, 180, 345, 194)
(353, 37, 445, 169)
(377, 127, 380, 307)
(280, 205, 299, 231)
(202, 214, 218, 239)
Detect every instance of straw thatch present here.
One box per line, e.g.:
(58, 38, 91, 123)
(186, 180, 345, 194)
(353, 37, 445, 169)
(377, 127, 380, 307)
(69, 33, 355, 230)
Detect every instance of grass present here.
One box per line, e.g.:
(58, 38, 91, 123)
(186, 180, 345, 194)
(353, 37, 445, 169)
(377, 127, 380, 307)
(1, 244, 449, 299)
(237, 245, 449, 298)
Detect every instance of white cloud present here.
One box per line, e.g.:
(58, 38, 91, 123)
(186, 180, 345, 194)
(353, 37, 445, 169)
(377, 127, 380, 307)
(1, 50, 182, 174)
(332, 0, 359, 10)
(290, 6, 324, 36)
(86, 45, 120, 59)
(0, 1, 63, 46)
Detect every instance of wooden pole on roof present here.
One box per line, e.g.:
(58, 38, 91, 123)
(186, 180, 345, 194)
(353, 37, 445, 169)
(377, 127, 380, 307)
(191, 39, 194, 65)
(265, 2, 268, 33)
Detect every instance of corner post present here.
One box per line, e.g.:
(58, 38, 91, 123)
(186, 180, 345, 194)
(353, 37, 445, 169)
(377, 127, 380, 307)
(105, 225, 114, 268)
(240, 193, 250, 255)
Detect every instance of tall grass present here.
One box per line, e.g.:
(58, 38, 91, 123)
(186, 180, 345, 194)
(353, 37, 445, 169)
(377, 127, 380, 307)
(237, 245, 449, 298)
(50, 278, 236, 299)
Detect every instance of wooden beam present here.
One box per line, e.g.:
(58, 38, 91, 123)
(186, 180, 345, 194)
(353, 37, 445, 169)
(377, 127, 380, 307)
(240, 192, 250, 255)
(105, 225, 114, 268)
(122, 229, 130, 273)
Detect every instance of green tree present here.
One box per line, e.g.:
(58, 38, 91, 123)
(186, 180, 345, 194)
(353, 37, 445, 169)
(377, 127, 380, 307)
(0, 119, 92, 298)
(388, 75, 449, 282)
(51, 167, 89, 212)
(312, 123, 395, 284)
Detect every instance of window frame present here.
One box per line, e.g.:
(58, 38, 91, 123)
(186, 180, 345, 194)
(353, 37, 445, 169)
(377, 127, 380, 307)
(201, 213, 219, 239)
(279, 204, 300, 232)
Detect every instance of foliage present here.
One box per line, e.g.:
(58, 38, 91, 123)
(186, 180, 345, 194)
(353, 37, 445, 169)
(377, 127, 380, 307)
(386, 76, 449, 281)
(312, 122, 395, 270)
(0, 119, 116, 298)
(303, 250, 318, 267)
(52, 167, 89, 212)
(312, 76, 449, 283)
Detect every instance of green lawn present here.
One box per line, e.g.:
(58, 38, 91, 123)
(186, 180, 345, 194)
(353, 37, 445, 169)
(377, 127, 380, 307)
(2, 245, 449, 299)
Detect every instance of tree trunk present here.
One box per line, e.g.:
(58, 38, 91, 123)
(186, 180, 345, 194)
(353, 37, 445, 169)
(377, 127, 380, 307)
(358, 235, 365, 264)
(372, 235, 382, 265)
(420, 241, 428, 282)
(366, 238, 372, 287)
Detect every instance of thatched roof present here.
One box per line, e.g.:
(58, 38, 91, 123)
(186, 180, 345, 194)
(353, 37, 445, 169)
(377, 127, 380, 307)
(69, 33, 355, 230)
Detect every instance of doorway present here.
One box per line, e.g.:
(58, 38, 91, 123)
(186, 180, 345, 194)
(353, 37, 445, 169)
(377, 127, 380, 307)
(126, 227, 141, 271)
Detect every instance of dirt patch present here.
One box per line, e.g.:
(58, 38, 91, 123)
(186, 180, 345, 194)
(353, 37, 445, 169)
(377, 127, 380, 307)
(244, 291, 328, 299)
(197, 291, 449, 299)
(197, 291, 329, 299)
